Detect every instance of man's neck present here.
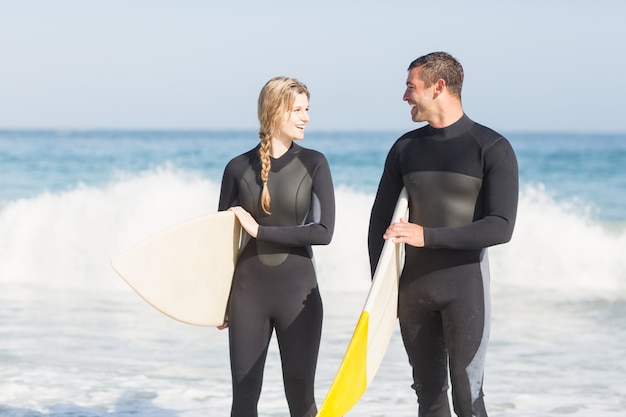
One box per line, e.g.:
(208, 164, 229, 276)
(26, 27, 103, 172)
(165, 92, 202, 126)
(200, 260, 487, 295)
(429, 102, 464, 129)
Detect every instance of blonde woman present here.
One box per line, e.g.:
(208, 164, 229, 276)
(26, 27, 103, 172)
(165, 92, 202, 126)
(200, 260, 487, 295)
(218, 76, 335, 417)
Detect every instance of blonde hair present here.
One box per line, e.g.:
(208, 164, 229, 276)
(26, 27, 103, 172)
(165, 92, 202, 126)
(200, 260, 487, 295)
(257, 76, 310, 214)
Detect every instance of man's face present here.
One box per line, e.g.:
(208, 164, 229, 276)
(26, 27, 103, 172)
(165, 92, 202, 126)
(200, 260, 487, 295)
(403, 67, 436, 123)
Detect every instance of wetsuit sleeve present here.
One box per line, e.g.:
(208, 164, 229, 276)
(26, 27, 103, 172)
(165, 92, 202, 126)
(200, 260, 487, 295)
(424, 138, 518, 249)
(218, 160, 240, 211)
(257, 155, 335, 246)
(368, 144, 403, 275)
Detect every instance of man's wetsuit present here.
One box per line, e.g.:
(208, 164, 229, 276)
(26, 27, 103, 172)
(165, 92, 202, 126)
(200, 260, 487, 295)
(219, 142, 335, 417)
(368, 114, 518, 417)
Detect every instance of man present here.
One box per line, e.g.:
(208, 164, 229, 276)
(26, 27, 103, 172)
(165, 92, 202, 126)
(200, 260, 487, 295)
(368, 52, 518, 417)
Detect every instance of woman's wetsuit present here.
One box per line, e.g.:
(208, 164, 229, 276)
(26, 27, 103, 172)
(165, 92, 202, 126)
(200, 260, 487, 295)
(219, 142, 335, 417)
(368, 114, 518, 417)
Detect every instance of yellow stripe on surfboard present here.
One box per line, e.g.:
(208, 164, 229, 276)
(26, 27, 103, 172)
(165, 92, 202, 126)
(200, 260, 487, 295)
(316, 188, 408, 417)
(317, 311, 370, 417)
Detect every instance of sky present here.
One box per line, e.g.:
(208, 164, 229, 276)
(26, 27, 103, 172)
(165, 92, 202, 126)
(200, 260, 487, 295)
(1, 0, 625, 134)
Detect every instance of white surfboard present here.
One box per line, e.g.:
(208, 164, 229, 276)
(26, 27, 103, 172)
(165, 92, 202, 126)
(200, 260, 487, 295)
(111, 211, 241, 326)
(317, 188, 409, 417)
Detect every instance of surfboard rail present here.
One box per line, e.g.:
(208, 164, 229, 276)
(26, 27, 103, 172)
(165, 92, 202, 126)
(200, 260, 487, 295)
(317, 188, 409, 417)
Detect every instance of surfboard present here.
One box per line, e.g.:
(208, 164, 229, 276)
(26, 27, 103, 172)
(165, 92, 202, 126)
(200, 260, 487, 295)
(317, 187, 409, 417)
(111, 211, 241, 327)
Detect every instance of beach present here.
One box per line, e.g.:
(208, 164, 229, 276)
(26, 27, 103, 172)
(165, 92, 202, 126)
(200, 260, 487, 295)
(1, 130, 625, 416)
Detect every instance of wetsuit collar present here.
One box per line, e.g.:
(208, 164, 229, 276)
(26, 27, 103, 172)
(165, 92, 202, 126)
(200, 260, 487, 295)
(269, 142, 300, 171)
(426, 114, 473, 140)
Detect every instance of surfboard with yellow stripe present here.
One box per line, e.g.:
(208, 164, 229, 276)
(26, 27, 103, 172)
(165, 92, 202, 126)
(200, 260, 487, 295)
(317, 188, 409, 416)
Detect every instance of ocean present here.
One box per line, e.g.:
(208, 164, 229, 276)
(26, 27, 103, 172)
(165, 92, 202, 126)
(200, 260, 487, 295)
(1, 129, 625, 417)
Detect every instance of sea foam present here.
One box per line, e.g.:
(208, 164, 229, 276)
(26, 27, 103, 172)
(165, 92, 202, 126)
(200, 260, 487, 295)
(1, 167, 624, 301)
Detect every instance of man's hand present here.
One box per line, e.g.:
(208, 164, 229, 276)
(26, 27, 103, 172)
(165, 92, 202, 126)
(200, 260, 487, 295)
(384, 218, 425, 247)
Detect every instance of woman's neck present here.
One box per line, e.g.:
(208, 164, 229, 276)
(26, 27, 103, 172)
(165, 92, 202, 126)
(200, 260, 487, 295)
(269, 137, 292, 158)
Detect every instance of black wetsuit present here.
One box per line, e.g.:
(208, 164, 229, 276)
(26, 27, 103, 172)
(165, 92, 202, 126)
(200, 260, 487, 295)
(368, 115, 518, 417)
(219, 142, 335, 417)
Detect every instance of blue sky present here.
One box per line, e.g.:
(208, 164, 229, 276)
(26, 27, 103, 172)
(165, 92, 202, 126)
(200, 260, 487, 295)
(1, 0, 625, 133)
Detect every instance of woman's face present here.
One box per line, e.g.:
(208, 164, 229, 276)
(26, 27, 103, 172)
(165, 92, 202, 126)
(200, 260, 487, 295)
(276, 93, 309, 141)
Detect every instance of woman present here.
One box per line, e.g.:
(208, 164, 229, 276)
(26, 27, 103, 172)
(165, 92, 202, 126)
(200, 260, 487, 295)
(218, 76, 335, 417)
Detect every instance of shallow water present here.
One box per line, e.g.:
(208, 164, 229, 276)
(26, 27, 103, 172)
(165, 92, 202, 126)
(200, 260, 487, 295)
(1, 130, 625, 416)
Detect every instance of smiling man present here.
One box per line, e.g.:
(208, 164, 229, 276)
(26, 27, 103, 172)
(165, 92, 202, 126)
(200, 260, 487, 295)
(368, 52, 519, 417)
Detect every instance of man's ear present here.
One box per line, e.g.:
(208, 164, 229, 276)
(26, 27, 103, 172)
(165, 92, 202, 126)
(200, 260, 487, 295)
(433, 78, 446, 97)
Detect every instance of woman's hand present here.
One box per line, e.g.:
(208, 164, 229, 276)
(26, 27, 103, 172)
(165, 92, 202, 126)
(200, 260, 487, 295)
(383, 218, 425, 247)
(229, 206, 259, 238)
